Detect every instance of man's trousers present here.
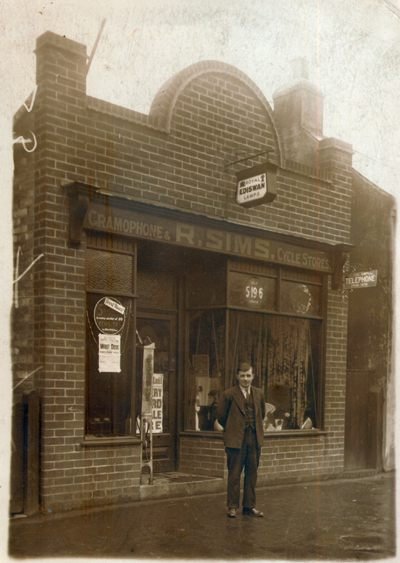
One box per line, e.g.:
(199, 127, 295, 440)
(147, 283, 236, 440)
(225, 426, 261, 509)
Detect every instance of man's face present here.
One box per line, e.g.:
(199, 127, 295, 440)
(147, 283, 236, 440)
(237, 368, 254, 388)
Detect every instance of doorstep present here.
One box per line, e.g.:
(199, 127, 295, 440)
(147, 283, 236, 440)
(139, 472, 225, 501)
(340, 468, 380, 479)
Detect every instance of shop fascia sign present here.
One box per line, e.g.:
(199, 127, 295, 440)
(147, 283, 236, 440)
(344, 269, 378, 289)
(85, 201, 333, 273)
(235, 162, 277, 207)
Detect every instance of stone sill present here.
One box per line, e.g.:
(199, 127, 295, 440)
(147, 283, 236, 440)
(80, 436, 142, 447)
(181, 430, 328, 439)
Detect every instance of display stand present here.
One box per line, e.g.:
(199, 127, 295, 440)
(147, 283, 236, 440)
(137, 342, 155, 485)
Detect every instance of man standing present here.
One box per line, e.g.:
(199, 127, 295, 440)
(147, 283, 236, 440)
(217, 361, 266, 518)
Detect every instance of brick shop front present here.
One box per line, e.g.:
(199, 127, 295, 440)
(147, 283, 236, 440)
(12, 31, 359, 512)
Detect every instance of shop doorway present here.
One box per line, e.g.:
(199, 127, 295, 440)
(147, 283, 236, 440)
(344, 369, 383, 471)
(137, 315, 177, 472)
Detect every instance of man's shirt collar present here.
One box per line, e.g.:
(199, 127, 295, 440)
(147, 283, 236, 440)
(239, 385, 251, 398)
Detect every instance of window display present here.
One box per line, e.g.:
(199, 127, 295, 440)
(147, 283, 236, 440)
(85, 238, 135, 437)
(185, 260, 324, 432)
(186, 310, 225, 431)
(228, 312, 321, 430)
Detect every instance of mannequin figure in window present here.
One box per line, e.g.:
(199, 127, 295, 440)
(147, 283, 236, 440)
(217, 361, 266, 518)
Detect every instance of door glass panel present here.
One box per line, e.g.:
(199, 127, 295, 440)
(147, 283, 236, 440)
(137, 319, 172, 433)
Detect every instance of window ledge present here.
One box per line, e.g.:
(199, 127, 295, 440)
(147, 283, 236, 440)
(81, 436, 142, 447)
(265, 429, 328, 438)
(181, 431, 224, 439)
(181, 430, 328, 438)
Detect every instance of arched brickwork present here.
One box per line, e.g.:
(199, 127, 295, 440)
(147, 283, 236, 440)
(150, 60, 283, 166)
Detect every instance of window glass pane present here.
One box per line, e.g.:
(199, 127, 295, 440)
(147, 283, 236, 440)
(186, 310, 225, 431)
(229, 272, 276, 311)
(264, 317, 321, 430)
(86, 248, 133, 293)
(280, 281, 321, 316)
(228, 311, 321, 430)
(86, 293, 133, 436)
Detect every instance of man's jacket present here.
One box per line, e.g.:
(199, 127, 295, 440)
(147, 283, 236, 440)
(217, 385, 266, 448)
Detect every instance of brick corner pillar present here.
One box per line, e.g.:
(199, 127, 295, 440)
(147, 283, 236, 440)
(32, 32, 88, 511)
(319, 136, 353, 471)
(35, 31, 87, 93)
(33, 30, 88, 370)
(318, 137, 353, 243)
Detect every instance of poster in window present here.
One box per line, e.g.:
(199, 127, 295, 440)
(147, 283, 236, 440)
(98, 334, 121, 373)
(94, 296, 126, 334)
(152, 373, 163, 433)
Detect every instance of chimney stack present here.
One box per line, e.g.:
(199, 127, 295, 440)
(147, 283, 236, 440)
(273, 58, 323, 165)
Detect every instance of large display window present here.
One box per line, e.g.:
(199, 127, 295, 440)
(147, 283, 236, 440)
(186, 309, 226, 431)
(85, 234, 136, 437)
(185, 258, 324, 432)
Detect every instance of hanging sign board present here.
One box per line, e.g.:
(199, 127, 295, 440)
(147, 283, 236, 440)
(235, 162, 277, 207)
(98, 334, 121, 373)
(94, 296, 126, 334)
(152, 373, 163, 433)
(345, 270, 378, 289)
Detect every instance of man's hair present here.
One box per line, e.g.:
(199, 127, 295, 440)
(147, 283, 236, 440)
(238, 361, 252, 372)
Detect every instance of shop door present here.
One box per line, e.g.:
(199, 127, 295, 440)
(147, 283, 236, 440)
(137, 315, 177, 473)
(344, 369, 383, 471)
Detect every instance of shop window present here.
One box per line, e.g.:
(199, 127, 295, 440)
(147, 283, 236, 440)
(186, 310, 225, 431)
(85, 244, 135, 437)
(228, 312, 321, 430)
(280, 280, 321, 316)
(184, 260, 324, 433)
(228, 271, 277, 311)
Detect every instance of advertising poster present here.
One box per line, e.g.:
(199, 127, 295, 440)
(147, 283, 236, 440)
(152, 373, 163, 433)
(98, 334, 121, 373)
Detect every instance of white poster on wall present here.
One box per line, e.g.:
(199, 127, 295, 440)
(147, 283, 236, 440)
(152, 373, 163, 433)
(98, 334, 121, 373)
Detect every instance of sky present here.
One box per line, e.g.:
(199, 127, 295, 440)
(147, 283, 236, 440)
(0, 0, 399, 559)
(1, 0, 400, 194)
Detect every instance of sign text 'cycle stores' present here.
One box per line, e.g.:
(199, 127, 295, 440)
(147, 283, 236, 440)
(84, 200, 333, 274)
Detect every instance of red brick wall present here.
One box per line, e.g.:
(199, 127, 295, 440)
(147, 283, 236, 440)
(15, 33, 143, 512)
(12, 32, 353, 510)
(179, 435, 226, 478)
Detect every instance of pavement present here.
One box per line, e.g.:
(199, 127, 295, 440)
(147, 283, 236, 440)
(8, 471, 396, 560)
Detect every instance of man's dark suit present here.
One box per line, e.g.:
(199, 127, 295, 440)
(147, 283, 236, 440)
(217, 384, 266, 510)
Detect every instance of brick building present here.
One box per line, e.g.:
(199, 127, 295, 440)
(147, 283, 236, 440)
(11, 31, 394, 514)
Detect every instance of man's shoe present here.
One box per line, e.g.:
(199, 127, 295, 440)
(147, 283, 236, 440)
(227, 508, 237, 518)
(242, 507, 264, 517)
